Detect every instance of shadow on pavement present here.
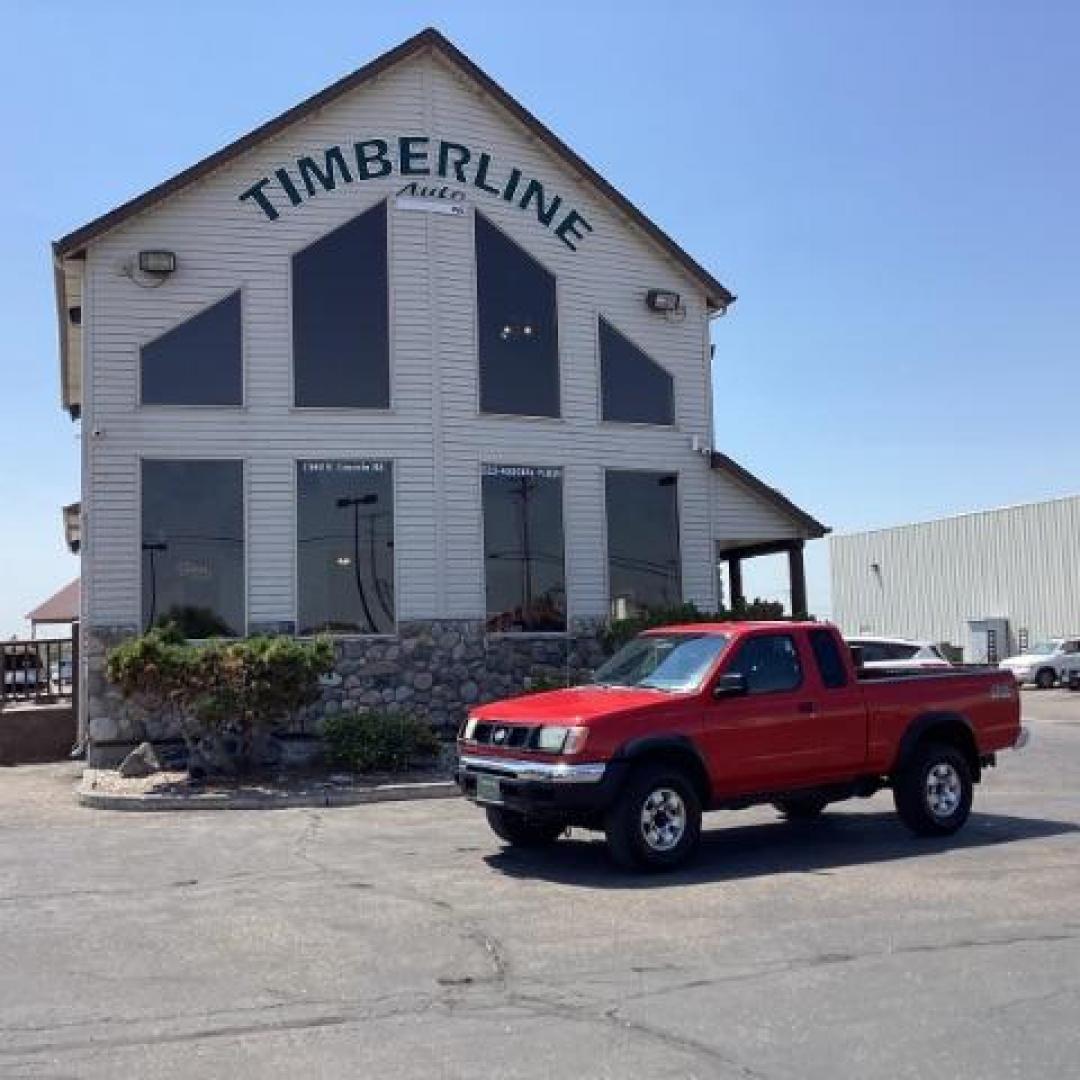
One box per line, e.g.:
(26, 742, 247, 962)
(484, 809, 1080, 889)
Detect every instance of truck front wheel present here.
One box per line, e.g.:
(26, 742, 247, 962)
(485, 807, 566, 848)
(893, 742, 973, 837)
(605, 763, 702, 871)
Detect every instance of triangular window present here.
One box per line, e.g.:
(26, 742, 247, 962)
(475, 213, 560, 417)
(293, 202, 389, 408)
(599, 317, 674, 425)
(140, 291, 242, 406)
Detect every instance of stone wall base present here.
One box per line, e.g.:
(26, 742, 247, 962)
(84, 620, 610, 761)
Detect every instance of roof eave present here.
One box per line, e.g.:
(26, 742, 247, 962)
(50, 28, 733, 307)
(710, 451, 829, 539)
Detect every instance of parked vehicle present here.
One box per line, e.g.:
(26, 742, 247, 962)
(999, 638, 1080, 689)
(2, 646, 43, 696)
(846, 636, 952, 671)
(49, 659, 74, 694)
(456, 621, 1026, 870)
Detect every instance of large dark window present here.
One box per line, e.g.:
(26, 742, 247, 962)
(475, 213, 559, 417)
(599, 317, 674, 425)
(606, 470, 681, 617)
(482, 465, 566, 632)
(140, 292, 242, 406)
(293, 202, 389, 407)
(297, 461, 394, 635)
(141, 460, 244, 637)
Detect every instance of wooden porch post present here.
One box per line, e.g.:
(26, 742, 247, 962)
(728, 557, 744, 611)
(788, 541, 808, 619)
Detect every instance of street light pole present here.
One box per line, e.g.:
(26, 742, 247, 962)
(336, 495, 378, 632)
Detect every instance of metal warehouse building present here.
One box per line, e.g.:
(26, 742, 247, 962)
(830, 494, 1080, 662)
(53, 28, 826, 763)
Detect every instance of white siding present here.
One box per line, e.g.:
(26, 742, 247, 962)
(830, 496, 1080, 653)
(79, 47, 798, 631)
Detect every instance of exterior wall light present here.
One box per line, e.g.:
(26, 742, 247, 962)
(646, 288, 681, 313)
(138, 250, 178, 276)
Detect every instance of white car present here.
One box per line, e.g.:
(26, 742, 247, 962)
(999, 638, 1080, 688)
(845, 636, 952, 671)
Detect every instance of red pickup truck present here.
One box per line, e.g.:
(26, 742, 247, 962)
(456, 621, 1027, 870)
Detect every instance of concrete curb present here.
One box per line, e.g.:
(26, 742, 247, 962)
(77, 779, 458, 812)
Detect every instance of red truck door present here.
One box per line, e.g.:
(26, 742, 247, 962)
(700, 628, 867, 795)
(802, 626, 869, 777)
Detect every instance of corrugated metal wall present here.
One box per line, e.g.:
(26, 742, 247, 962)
(830, 496, 1080, 655)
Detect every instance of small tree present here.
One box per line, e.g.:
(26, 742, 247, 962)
(106, 631, 335, 776)
(192, 636, 335, 772)
(105, 625, 208, 762)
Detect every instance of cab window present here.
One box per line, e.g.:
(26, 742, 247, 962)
(809, 629, 848, 689)
(726, 634, 802, 694)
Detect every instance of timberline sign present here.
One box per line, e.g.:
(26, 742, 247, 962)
(238, 136, 594, 250)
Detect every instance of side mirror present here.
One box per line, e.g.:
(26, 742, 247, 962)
(712, 672, 748, 699)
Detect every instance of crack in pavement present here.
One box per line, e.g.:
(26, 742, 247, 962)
(614, 925, 1080, 1005)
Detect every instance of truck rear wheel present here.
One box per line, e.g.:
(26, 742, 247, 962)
(773, 794, 829, 820)
(485, 807, 566, 848)
(605, 763, 702, 871)
(893, 741, 973, 837)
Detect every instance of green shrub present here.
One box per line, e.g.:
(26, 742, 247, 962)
(323, 710, 440, 772)
(106, 631, 335, 774)
(602, 600, 788, 651)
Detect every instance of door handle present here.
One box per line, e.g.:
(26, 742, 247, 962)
(798, 701, 816, 715)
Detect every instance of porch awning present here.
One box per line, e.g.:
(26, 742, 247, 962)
(710, 451, 828, 550)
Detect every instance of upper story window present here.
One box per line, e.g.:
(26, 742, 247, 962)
(606, 469, 681, 618)
(140, 291, 242, 406)
(482, 465, 566, 632)
(475, 213, 559, 417)
(141, 459, 244, 637)
(293, 202, 389, 408)
(599, 317, 674, 425)
(296, 460, 395, 635)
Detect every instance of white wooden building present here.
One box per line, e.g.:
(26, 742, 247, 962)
(52, 29, 826, 758)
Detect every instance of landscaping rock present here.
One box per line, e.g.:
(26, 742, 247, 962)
(118, 741, 161, 778)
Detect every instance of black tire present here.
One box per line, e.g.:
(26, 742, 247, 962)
(773, 794, 829, 820)
(893, 741, 973, 837)
(604, 763, 703, 871)
(485, 806, 566, 848)
(1036, 668, 1057, 690)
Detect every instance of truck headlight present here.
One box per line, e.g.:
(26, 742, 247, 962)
(535, 725, 589, 754)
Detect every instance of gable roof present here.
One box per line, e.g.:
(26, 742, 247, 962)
(26, 579, 80, 625)
(710, 451, 829, 538)
(52, 28, 734, 311)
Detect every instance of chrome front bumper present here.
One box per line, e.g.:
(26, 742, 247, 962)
(457, 753, 607, 784)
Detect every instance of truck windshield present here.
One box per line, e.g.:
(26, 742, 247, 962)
(592, 633, 730, 692)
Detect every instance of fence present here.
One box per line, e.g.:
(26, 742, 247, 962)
(1, 636, 77, 709)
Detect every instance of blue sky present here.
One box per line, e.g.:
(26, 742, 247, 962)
(1, 0, 1077, 636)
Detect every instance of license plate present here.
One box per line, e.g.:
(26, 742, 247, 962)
(475, 774, 503, 805)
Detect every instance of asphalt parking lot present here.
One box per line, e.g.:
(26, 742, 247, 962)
(2, 691, 1078, 1080)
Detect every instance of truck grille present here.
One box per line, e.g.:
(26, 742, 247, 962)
(468, 723, 541, 750)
